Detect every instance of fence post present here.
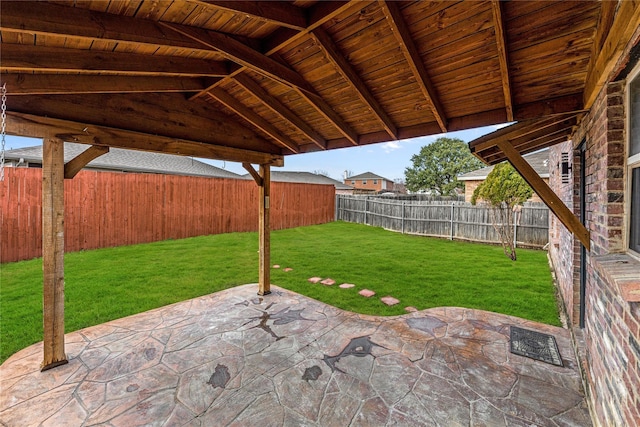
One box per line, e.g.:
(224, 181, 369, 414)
(401, 201, 405, 234)
(513, 209, 518, 249)
(364, 197, 368, 225)
(450, 203, 454, 240)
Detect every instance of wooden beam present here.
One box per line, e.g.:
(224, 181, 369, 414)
(6, 93, 281, 154)
(312, 27, 398, 139)
(258, 164, 271, 295)
(234, 74, 327, 149)
(41, 137, 68, 371)
(491, 0, 514, 122)
(1, 74, 210, 95)
(242, 162, 263, 186)
(0, 43, 229, 77)
(496, 139, 590, 250)
(208, 89, 300, 153)
(161, 22, 316, 95)
(584, 0, 640, 109)
(64, 145, 109, 179)
(6, 112, 284, 166)
(197, 1, 307, 31)
(379, 0, 447, 132)
(513, 93, 585, 121)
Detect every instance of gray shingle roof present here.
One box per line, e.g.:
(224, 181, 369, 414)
(243, 171, 353, 190)
(458, 149, 549, 180)
(347, 171, 392, 181)
(4, 143, 241, 178)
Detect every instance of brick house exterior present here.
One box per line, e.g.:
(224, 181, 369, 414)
(548, 30, 640, 426)
(345, 172, 394, 193)
(459, 150, 549, 203)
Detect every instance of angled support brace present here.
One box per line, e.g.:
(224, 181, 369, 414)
(496, 140, 590, 251)
(243, 162, 272, 295)
(64, 145, 109, 179)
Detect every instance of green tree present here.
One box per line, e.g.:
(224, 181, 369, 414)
(471, 162, 533, 260)
(404, 137, 483, 195)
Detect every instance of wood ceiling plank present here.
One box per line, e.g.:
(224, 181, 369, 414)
(1, 74, 209, 95)
(491, 0, 514, 122)
(208, 88, 300, 153)
(5, 111, 284, 166)
(296, 89, 359, 145)
(312, 27, 397, 139)
(6, 93, 282, 153)
(585, 0, 640, 109)
(197, 1, 307, 31)
(234, 74, 327, 149)
(0, 44, 229, 77)
(379, 0, 447, 132)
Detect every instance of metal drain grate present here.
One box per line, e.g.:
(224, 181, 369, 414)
(510, 326, 563, 367)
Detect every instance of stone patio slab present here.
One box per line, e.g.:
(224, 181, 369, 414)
(0, 284, 592, 426)
(358, 289, 376, 297)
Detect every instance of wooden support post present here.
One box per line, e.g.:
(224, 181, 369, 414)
(258, 164, 271, 295)
(497, 140, 591, 251)
(41, 137, 68, 371)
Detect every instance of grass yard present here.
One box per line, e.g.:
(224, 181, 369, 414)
(0, 221, 559, 363)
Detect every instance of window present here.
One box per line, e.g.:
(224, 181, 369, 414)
(627, 62, 640, 254)
(373, 179, 378, 185)
(363, 180, 367, 184)
(351, 180, 355, 185)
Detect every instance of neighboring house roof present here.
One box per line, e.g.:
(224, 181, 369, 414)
(458, 149, 549, 181)
(4, 143, 241, 179)
(244, 171, 353, 190)
(348, 172, 393, 181)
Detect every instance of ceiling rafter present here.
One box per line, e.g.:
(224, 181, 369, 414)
(379, 0, 448, 133)
(0, 44, 229, 77)
(2, 74, 212, 95)
(160, 22, 316, 95)
(208, 88, 300, 154)
(490, 0, 514, 122)
(234, 74, 327, 150)
(192, 1, 353, 98)
(195, 1, 307, 31)
(312, 27, 398, 139)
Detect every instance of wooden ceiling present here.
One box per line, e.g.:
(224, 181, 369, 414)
(0, 1, 612, 165)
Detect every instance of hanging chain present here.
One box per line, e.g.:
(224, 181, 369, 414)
(0, 83, 6, 182)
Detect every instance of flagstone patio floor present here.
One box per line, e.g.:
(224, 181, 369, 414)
(0, 284, 592, 426)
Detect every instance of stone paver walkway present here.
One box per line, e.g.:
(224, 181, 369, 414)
(0, 284, 591, 426)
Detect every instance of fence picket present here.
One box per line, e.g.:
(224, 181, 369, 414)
(336, 195, 548, 248)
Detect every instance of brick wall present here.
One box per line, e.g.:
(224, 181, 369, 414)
(549, 74, 640, 425)
(548, 141, 581, 326)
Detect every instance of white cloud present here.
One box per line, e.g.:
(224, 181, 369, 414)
(382, 141, 401, 153)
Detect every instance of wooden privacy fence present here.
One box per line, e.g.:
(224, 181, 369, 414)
(336, 195, 549, 248)
(1, 168, 335, 263)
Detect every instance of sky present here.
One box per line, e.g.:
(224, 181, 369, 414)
(3, 123, 509, 182)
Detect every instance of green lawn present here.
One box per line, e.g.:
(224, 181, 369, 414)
(0, 221, 559, 363)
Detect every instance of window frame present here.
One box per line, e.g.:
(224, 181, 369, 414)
(625, 61, 640, 257)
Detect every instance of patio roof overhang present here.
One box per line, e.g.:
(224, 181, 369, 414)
(2, 0, 639, 370)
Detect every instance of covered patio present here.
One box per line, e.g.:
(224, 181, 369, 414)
(2, 1, 639, 425)
(1, 285, 590, 426)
